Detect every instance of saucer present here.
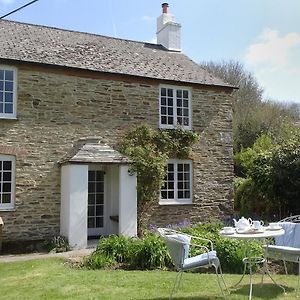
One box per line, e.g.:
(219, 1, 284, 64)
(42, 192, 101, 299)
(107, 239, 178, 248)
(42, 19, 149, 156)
(221, 230, 235, 235)
(266, 226, 282, 231)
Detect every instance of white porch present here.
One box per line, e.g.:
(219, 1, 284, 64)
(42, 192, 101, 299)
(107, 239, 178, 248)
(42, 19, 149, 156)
(60, 143, 137, 249)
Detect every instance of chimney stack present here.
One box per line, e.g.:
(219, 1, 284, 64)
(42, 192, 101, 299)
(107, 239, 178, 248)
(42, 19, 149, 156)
(156, 3, 181, 52)
(162, 3, 169, 14)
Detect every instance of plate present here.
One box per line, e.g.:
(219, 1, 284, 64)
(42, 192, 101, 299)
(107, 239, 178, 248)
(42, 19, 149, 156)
(220, 230, 235, 235)
(266, 226, 282, 231)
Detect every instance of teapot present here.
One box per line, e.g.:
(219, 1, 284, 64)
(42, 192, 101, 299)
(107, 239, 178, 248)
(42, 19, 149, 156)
(233, 217, 252, 231)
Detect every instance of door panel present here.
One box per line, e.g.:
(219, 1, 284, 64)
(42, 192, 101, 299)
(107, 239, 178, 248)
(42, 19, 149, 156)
(88, 170, 105, 236)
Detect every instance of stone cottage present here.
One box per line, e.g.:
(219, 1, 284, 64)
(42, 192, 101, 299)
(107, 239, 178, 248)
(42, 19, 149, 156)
(0, 3, 234, 249)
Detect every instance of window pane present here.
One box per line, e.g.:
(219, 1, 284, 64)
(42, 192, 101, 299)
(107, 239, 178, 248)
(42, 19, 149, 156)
(161, 97, 166, 105)
(88, 182, 95, 193)
(3, 161, 12, 170)
(161, 88, 166, 96)
(183, 118, 189, 126)
(184, 164, 190, 171)
(5, 92, 13, 103)
(168, 181, 174, 189)
(178, 182, 183, 189)
(96, 182, 104, 192)
(0, 103, 3, 113)
(184, 173, 190, 180)
(177, 108, 182, 116)
(3, 183, 11, 193)
(0, 70, 4, 80)
(167, 117, 173, 124)
(168, 107, 173, 115)
(177, 99, 182, 107)
(161, 116, 167, 124)
(176, 90, 182, 98)
(183, 109, 189, 117)
(96, 205, 104, 216)
(88, 171, 95, 181)
(183, 100, 189, 107)
(96, 217, 103, 227)
(2, 194, 11, 203)
(5, 81, 13, 92)
(0, 81, 3, 91)
(183, 90, 189, 98)
(178, 191, 184, 199)
(185, 191, 190, 198)
(168, 164, 174, 171)
(161, 191, 167, 199)
(5, 70, 14, 81)
(167, 98, 173, 106)
(3, 172, 11, 181)
(168, 191, 174, 198)
(161, 107, 166, 115)
(5, 103, 13, 113)
(88, 194, 95, 205)
(88, 217, 95, 228)
(88, 205, 95, 216)
(178, 164, 183, 171)
(167, 89, 173, 97)
(96, 193, 104, 204)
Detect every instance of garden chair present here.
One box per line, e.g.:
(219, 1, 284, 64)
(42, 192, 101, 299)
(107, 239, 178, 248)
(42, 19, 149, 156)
(157, 228, 228, 299)
(263, 215, 300, 289)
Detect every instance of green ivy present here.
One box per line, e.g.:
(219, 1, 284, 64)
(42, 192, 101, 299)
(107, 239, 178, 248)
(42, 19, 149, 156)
(118, 125, 199, 205)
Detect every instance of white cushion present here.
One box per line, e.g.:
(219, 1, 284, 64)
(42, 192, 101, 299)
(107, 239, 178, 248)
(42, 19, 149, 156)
(182, 250, 218, 270)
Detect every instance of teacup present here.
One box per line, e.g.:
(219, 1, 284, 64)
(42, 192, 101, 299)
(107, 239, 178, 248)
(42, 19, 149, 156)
(223, 226, 235, 234)
(253, 220, 264, 230)
(269, 222, 279, 229)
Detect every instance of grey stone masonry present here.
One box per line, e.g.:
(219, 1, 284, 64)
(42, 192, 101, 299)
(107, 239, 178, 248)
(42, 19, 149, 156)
(0, 63, 234, 242)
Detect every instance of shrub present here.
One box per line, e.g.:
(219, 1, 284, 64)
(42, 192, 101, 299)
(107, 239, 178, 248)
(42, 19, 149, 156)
(130, 233, 172, 270)
(84, 252, 116, 270)
(44, 236, 70, 253)
(96, 235, 132, 263)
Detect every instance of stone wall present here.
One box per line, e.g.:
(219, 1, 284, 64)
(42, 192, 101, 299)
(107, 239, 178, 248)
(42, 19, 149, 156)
(0, 63, 233, 242)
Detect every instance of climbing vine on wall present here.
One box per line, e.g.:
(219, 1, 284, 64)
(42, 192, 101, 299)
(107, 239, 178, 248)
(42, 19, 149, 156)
(118, 124, 199, 204)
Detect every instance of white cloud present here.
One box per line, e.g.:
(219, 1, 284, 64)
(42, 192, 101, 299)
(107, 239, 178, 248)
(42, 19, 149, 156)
(244, 29, 300, 103)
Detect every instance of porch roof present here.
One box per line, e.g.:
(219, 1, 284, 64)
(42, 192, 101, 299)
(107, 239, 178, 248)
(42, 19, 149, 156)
(65, 144, 130, 164)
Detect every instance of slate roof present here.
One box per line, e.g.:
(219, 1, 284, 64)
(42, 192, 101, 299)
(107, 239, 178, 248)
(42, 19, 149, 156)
(0, 20, 233, 88)
(64, 144, 130, 164)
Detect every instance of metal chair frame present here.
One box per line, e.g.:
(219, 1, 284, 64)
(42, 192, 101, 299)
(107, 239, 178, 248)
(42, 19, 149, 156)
(158, 228, 228, 299)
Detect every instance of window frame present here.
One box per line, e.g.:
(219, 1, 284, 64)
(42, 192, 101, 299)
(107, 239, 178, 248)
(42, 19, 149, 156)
(0, 65, 17, 119)
(159, 85, 192, 130)
(159, 159, 193, 205)
(0, 154, 16, 210)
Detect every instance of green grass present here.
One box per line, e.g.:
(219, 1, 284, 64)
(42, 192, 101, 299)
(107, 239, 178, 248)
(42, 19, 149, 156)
(0, 258, 298, 299)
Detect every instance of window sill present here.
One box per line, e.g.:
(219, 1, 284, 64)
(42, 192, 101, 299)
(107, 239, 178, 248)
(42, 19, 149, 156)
(0, 117, 17, 120)
(159, 201, 193, 206)
(0, 207, 16, 212)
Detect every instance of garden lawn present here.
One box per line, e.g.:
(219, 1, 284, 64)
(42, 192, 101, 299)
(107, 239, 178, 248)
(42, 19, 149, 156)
(0, 258, 298, 300)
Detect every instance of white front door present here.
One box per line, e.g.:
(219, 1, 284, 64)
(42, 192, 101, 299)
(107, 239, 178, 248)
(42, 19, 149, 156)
(88, 169, 105, 237)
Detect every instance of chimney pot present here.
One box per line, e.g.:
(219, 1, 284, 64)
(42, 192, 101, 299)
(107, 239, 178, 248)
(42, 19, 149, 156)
(162, 3, 169, 14)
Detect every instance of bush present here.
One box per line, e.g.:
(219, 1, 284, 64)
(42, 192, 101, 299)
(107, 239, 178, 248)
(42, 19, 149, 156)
(44, 236, 70, 253)
(130, 233, 172, 270)
(84, 223, 264, 274)
(96, 235, 132, 263)
(84, 233, 171, 270)
(84, 252, 116, 270)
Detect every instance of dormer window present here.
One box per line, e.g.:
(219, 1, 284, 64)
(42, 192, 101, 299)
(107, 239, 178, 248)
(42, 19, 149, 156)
(0, 66, 17, 119)
(159, 85, 191, 130)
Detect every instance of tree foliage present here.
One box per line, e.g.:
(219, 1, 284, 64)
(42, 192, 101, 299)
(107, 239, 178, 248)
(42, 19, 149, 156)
(201, 60, 298, 152)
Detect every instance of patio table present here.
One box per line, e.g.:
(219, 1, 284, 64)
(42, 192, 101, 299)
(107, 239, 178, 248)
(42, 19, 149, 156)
(220, 227, 285, 300)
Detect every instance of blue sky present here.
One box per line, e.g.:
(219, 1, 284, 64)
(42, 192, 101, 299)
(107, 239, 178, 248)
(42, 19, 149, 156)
(1, 0, 300, 103)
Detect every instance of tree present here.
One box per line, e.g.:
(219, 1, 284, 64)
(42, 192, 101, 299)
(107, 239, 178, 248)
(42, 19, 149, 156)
(200, 60, 298, 152)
